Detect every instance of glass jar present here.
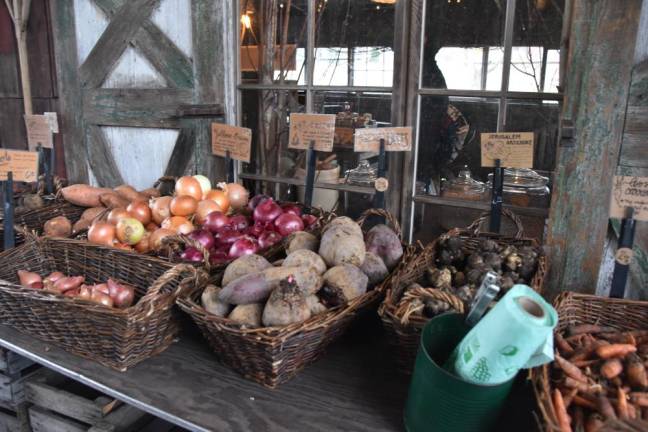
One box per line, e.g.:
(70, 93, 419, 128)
(345, 160, 377, 186)
(486, 168, 551, 208)
(441, 167, 487, 201)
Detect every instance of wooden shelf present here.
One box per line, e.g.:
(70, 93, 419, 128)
(413, 194, 550, 218)
(239, 173, 376, 195)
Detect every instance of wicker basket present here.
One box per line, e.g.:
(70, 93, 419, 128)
(532, 292, 648, 432)
(0, 237, 207, 371)
(176, 208, 408, 388)
(378, 209, 547, 374)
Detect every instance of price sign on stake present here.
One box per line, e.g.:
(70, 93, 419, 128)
(354, 127, 412, 152)
(211, 123, 252, 163)
(610, 176, 648, 222)
(481, 132, 534, 168)
(0, 150, 39, 182)
(288, 113, 335, 152)
(24, 114, 53, 150)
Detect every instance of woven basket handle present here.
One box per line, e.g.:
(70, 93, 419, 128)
(162, 234, 211, 270)
(357, 208, 402, 239)
(139, 263, 199, 308)
(153, 176, 176, 189)
(466, 208, 525, 239)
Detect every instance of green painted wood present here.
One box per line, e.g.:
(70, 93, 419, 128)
(83, 88, 192, 128)
(78, 0, 161, 89)
(50, 0, 89, 183)
(545, 0, 642, 297)
(92, 0, 194, 89)
(85, 124, 124, 188)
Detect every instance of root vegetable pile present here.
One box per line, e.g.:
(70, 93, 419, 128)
(549, 325, 648, 431)
(16, 270, 135, 309)
(200, 216, 402, 328)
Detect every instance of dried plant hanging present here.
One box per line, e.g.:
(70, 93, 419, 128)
(4, 0, 33, 115)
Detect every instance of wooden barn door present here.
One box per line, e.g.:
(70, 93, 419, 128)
(50, 0, 235, 188)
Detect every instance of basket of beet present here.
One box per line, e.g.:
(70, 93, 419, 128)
(177, 208, 410, 387)
(378, 209, 547, 374)
(0, 237, 206, 371)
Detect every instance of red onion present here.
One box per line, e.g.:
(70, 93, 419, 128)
(229, 214, 250, 232)
(274, 213, 305, 236)
(302, 213, 318, 227)
(208, 249, 230, 266)
(281, 203, 302, 217)
(248, 194, 271, 210)
(253, 199, 282, 223)
(188, 229, 215, 250)
(203, 211, 230, 234)
(180, 247, 204, 263)
(228, 236, 259, 259)
(214, 228, 244, 246)
(258, 230, 282, 249)
(246, 221, 265, 238)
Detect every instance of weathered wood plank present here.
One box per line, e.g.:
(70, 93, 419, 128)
(50, 0, 88, 183)
(164, 127, 194, 177)
(85, 124, 124, 188)
(92, 0, 194, 89)
(83, 88, 192, 128)
(78, 0, 161, 89)
(545, 0, 642, 296)
(620, 61, 648, 169)
(28, 406, 87, 432)
(0, 3, 20, 98)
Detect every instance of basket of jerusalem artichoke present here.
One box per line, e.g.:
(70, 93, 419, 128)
(176, 208, 410, 388)
(378, 208, 546, 374)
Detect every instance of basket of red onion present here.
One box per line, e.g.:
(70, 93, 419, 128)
(0, 237, 206, 371)
(166, 195, 328, 271)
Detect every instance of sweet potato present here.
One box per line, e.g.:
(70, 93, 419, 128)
(359, 251, 389, 287)
(262, 278, 311, 327)
(222, 254, 272, 287)
(201, 285, 230, 317)
(80, 207, 106, 222)
(262, 266, 323, 296)
(365, 224, 403, 270)
(319, 223, 365, 267)
(286, 231, 319, 255)
(282, 250, 327, 275)
(140, 187, 161, 199)
(228, 303, 263, 328)
(61, 184, 112, 207)
(323, 264, 368, 303)
(219, 273, 272, 305)
(72, 218, 91, 235)
(99, 192, 129, 209)
(114, 185, 147, 202)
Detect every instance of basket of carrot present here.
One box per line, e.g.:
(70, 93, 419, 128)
(533, 292, 648, 431)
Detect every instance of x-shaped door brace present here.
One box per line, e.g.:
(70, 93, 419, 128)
(78, 0, 194, 89)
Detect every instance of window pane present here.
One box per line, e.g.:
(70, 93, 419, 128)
(416, 95, 499, 197)
(315, 0, 395, 87)
(240, 0, 308, 84)
(508, 0, 564, 92)
(422, 1, 505, 90)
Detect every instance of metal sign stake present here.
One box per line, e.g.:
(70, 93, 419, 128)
(3, 172, 15, 250)
(48, 141, 56, 195)
(225, 150, 234, 183)
(304, 140, 317, 211)
(610, 207, 636, 299)
(373, 138, 387, 211)
(489, 159, 504, 233)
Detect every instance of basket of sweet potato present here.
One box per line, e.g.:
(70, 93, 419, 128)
(533, 292, 648, 431)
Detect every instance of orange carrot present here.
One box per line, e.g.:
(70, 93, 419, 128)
(569, 324, 616, 336)
(597, 396, 617, 420)
(627, 402, 637, 419)
(573, 395, 597, 410)
(556, 353, 588, 383)
(556, 333, 574, 355)
(553, 389, 572, 432)
(600, 359, 623, 379)
(596, 344, 637, 359)
(618, 387, 629, 419)
(563, 388, 578, 408)
(584, 414, 603, 432)
(626, 354, 648, 388)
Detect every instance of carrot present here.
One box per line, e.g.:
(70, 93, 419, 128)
(570, 341, 608, 362)
(626, 354, 648, 388)
(556, 333, 574, 355)
(569, 324, 617, 336)
(573, 395, 597, 410)
(642, 407, 648, 419)
(596, 344, 637, 359)
(572, 407, 584, 431)
(574, 359, 599, 368)
(627, 402, 637, 419)
(563, 377, 602, 394)
(553, 389, 572, 432)
(556, 353, 588, 383)
(563, 388, 578, 408)
(600, 359, 623, 379)
(630, 395, 648, 407)
(618, 387, 629, 419)
(597, 396, 617, 420)
(584, 414, 603, 432)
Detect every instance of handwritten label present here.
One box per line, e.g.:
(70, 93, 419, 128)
(375, 177, 389, 192)
(211, 123, 252, 163)
(615, 248, 634, 266)
(354, 127, 413, 152)
(44, 112, 59, 134)
(0, 150, 39, 182)
(288, 113, 335, 152)
(24, 114, 53, 150)
(610, 175, 648, 222)
(480, 132, 534, 168)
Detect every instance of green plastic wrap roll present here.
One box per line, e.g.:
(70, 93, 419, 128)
(450, 284, 557, 385)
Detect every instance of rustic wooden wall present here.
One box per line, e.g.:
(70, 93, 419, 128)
(0, 0, 66, 176)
